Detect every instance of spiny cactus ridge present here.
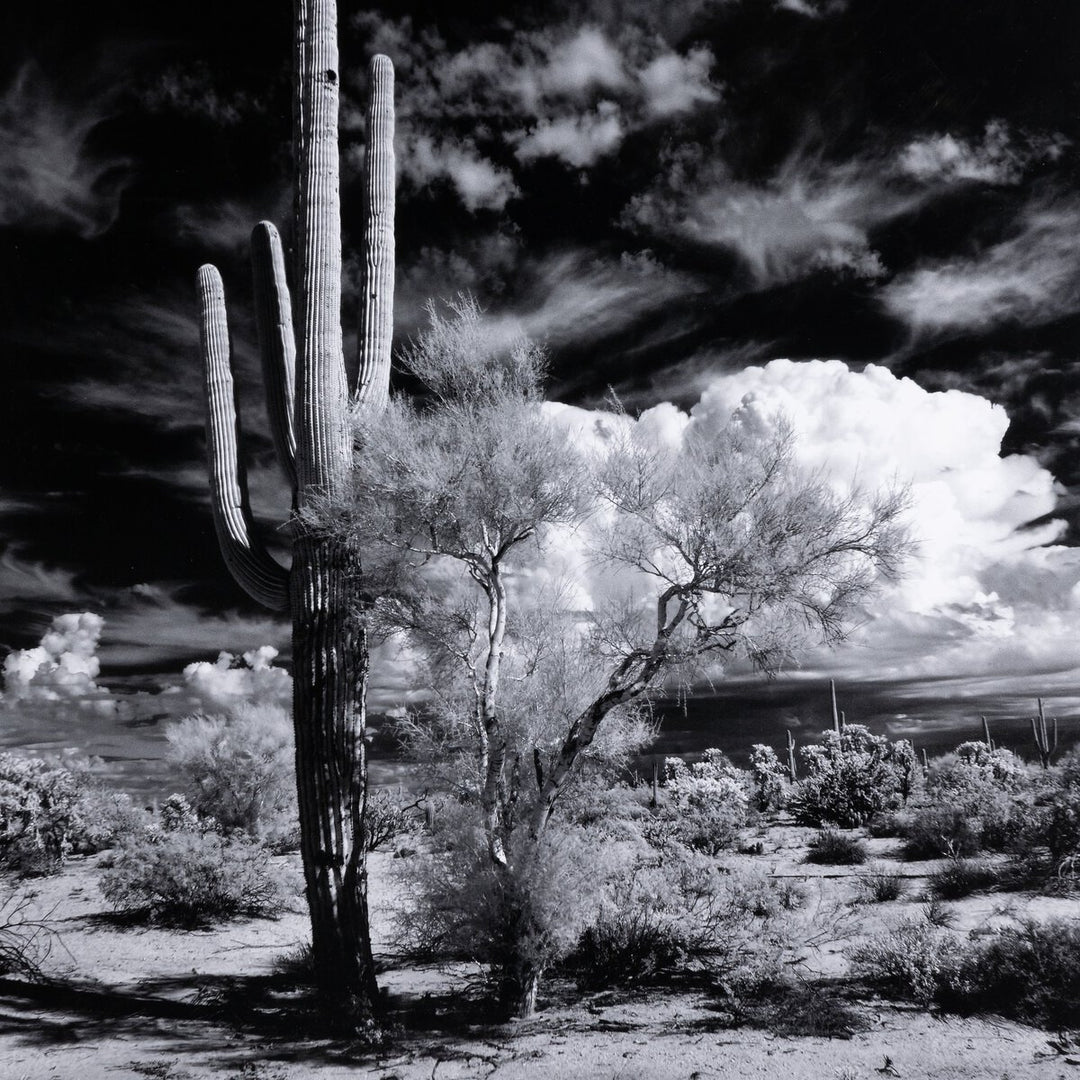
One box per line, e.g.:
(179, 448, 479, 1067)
(195, 0, 395, 1013)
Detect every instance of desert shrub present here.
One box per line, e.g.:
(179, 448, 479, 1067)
(165, 704, 297, 846)
(558, 780, 657, 846)
(928, 857, 999, 899)
(942, 919, 1080, 1028)
(660, 750, 752, 854)
(856, 866, 908, 903)
(0, 887, 58, 978)
(569, 848, 792, 992)
(1008, 749, 1080, 881)
(395, 818, 614, 1013)
(947, 742, 1028, 787)
(921, 897, 957, 928)
(806, 828, 867, 865)
(749, 744, 788, 813)
(850, 922, 964, 1004)
(363, 787, 419, 852)
(0, 752, 140, 875)
(790, 726, 912, 829)
(901, 745, 1033, 859)
(99, 826, 294, 927)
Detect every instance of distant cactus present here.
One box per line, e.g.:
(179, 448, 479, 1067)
(1031, 697, 1058, 769)
(786, 728, 798, 782)
(194, 0, 394, 1018)
(981, 715, 994, 750)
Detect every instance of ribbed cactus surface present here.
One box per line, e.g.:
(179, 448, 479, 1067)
(195, 0, 394, 1017)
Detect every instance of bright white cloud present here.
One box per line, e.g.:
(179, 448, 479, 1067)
(684, 360, 1071, 682)
(2, 613, 117, 715)
(881, 196, 1080, 335)
(898, 120, 1068, 186)
(535, 359, 1075, 691)
(181, 646, 291, 712)
(349, 13, 726, 190)
(513, 102, 625, 167)
(394, 134, 519, 212)
(639, 47, 721, 118)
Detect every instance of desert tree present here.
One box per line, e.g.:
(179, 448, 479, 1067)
(309, 298, 911, 1017)
(194, 0, 393, 1023)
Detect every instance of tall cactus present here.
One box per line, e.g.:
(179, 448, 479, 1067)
(1031, 697, 1058, 769)
(195, 0, 394, 1019)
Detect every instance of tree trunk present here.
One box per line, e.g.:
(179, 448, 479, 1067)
(499, 950, 544, 1020)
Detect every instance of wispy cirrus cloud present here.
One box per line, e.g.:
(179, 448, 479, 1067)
(0, 62, 130, 238)
(881, 195, 1080, 337)
(624, 150, 909, 286)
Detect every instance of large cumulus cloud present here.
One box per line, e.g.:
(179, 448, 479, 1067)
(540, 359, 1074, 691)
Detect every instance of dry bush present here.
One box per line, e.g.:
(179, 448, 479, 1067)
(790, 727, 914, 829)
(0, 752, 142, 875)
(568, 847, 801, 992)
(943, 918, 1080, 1028)
(99, 824, 296, 927)
(856, 865, 908, 903)
(806, 828, 868, 865)
(658, 751, 753, 855)
(394, 813, 615, 1008)
(850, 922, 964, 1004)
(0, 887, 60, 978)
(855, 916, 1080, 1030)
(165, 704, 297, 847)
(901, 746, 1033, 860)
(928, 856, 1000, 899)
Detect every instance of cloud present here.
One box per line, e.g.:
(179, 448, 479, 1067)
(680, 360, 1072, 683)
(166, 189, 292, 254)
(397, 245, 702, 358)
(529, 360, 1076, 696)
(514, 249, 704, 351)
(897, 120, 1068, 186)
(639, 47, 721, 118)
(775, 0, 849, 16)
(348, 14, 724, 203)
(513, 102, 625, 167)
(392, 134, 519, 212)
(0, 63, 130, 238)
(881, 195, 1080, 336)
(96, 584, 291, 671)
(181, 646, 291, 712)
(0, 548, 81, 608)
(2, 612, 117, 715)
(521, 26, 631, 104)
(624, 151, 914, 286)
(140, 64, 264, 126)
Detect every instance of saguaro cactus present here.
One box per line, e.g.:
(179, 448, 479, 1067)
(195, 0, 394, 1018)
(1031, 697, 1058, 769)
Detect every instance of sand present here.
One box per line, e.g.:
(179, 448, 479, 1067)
(0, 831, 1073, 1080)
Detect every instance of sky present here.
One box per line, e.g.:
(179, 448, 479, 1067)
(2, 0, 1080, 763)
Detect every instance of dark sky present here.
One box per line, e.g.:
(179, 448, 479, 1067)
(2, 0, 1080, 734)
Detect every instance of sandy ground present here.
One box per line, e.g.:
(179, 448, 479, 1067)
(0, 830, 1075, 1080)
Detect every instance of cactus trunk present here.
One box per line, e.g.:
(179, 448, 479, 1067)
(196, 0, 395, 1024)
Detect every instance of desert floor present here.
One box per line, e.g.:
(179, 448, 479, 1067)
(0, 825, 1075, 1080)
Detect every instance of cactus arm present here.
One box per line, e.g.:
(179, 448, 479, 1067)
(251, 222, 298, 490)
(353, 54, 395, 411)
(196, 263, 291, 610)
(295, 0, 348, 496)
